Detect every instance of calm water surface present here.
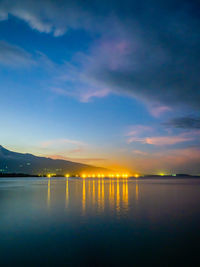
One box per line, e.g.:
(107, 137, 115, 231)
(0, 177, 200, 266)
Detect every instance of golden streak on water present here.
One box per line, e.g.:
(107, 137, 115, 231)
(93, 180, 95, 204)
(116, 179, 120, 213)
(109, 179, 112, 195)
(82, 178, 86, 213)
(88, 179, 91, 194)
(98, 179, 101, 210)
(112, 180, 115, 206)
(122, 179, 128, 209)
(66, 178, 69, 207)
(45, 178, 131, 214)
(109, 179, 115, 209)
(125, 179, 129, 208)
(136, 182, 139, 201)
(47, 178, 51, 207)
(102, 179, 105, 211)
(79, 178, 130, 214)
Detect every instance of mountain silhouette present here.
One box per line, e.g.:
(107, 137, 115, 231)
(0, 145, 109, 175)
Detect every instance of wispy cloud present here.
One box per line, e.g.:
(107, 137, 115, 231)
(164, 116, 200, 129)
(79, 88, 111, 103)
(126, 124, 200, 146)
(148, 105, 172, 118)
(144, 135, 193, 146)
(47, 57, 112, 102)
(128, 147, 200, 174)
(0, 0, 200, 111)
(47, 154, 107, 165)
(132, 150, 149, 156)
(0, 0, 94, 36)
(51, 86, 110, 103)
(0, 40, 35, 67)
(126, 125, 153, 144)
(126, 125, 153, 137)
(127, 135, 193, 146)
(41, 138, 85, 148)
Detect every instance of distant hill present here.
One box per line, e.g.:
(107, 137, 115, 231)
(0, 145, 109, 175)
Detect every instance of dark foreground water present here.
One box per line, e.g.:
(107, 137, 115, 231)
(0, 177, 200, 266)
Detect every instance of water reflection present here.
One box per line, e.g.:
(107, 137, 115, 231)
(102, 179, 105, 211)
(47, 178, 51, 207)
(136, 181, 139, 201)
(80, 178, 130, 215)
(2, 177, 200, 266)
(116, 179, 120, 213)
(82, 178, 86, 213)
(93, 180, 95, 204)
(46, 178, 140, 215)
(66, 178, 69, 207)
(123, 179, 129, 209)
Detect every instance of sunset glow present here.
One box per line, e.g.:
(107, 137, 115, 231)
(0, 0, 200, 175)
(1, 1, 200, 266)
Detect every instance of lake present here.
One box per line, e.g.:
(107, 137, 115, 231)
(0, 177, 200, 266)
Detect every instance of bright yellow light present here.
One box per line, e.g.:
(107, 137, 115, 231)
(47, 174, 51, 178)
(160, 173, 165, 176)
(82, 174, 86, 178)
(134, 174, 139, 178)
(65, 174, 70, 178)
(92, 174, 96, 178)
(116, 174, 120, 178)
(97, 174, 101, 178)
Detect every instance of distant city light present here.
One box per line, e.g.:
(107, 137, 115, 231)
(80, 173, 131, 178)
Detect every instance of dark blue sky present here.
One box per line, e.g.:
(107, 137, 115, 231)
(0, 0, 200, 174)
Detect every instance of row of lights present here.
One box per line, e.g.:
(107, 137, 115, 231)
(81, 173, 136, 178)
(47, 173, 139, 178)
(47, 173, 178, 178)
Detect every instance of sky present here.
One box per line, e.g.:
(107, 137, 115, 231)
(0, 0, 200, 174)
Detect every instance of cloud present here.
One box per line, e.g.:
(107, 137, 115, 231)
(126, 125, 153, 137)
(41, 138, 85, 149)
(127, 134, 193, 146)
(47, 154, 107, 165)
(1, 0, 200, 110)
(126, 124, 200, 146)
(0, 0, 95, 36)
(127, 147, 200, 174)
(57, 0, 200, 110)
(126, 125, 153, 144)
(0, 40, 35, 67)
(148, 105, 172, 118)
(165, 116, 200, 129)
(52, 86, 110, 103)
(79, 88, 111, 103)
(47, 58, 113, 102)
(144, 135, 193, 146)
(84, 13, 200, 109)
(132, 150, 149, 156)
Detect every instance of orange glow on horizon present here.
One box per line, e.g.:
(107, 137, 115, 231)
(80, 173, 131, 178)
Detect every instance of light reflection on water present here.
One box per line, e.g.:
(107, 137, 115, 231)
(46, 178, 132, 216)
(1, 177, 200, 266)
